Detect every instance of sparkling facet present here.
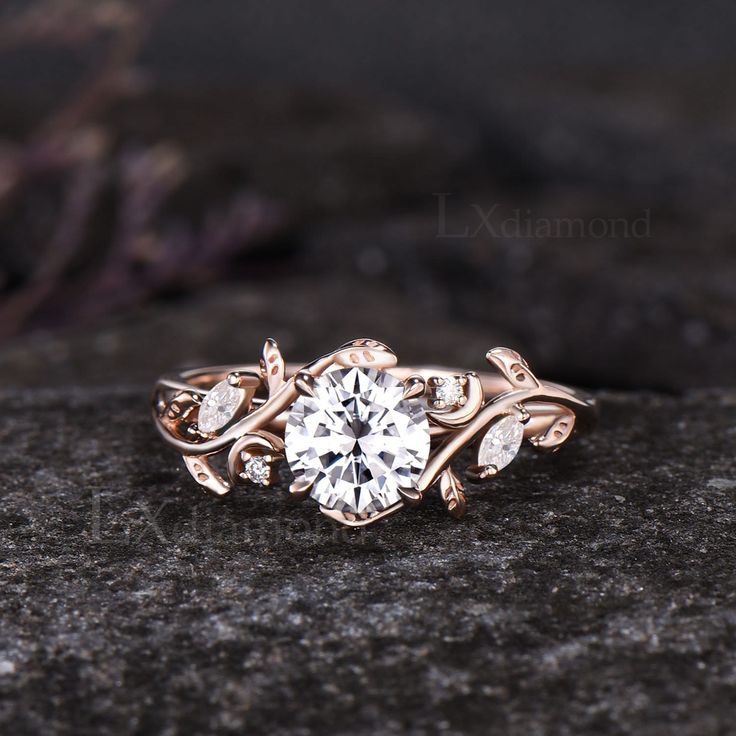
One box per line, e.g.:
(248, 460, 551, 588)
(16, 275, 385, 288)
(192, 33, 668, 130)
(241, 455, 271, 485)
(435, 377, 465, 407)
(198, 380, 242, 433)
(284, 367, 431, 515)
(477, 415, 524, 471)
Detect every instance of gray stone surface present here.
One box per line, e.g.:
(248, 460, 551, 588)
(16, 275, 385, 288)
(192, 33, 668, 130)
(1, 386, 735, 735)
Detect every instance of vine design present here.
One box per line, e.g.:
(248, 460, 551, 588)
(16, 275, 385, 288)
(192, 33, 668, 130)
(153, 338, 595, 526)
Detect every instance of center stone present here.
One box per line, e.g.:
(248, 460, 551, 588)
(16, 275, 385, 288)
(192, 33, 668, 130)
(284, 367, 431, 515)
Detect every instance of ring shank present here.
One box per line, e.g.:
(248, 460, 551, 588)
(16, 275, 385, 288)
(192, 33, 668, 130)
(155, 363, 597, 438)
(161, 364, 570, 397)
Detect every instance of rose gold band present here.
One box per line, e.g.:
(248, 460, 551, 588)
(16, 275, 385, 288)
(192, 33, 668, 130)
(152, 339, 596, 526)
(156, 363, 595, 441)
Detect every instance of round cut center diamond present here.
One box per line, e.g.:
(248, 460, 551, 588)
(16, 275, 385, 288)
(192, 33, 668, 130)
(284, 367, 431, 515)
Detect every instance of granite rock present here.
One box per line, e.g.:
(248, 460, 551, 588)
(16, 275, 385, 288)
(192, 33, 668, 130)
(1, 386, 735, 735)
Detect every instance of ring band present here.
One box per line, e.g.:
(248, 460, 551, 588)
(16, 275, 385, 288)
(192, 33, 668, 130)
(152, 338, 596, 526)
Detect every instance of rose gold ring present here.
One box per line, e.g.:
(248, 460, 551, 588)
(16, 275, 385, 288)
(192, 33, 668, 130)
(152, 338, 596, 527)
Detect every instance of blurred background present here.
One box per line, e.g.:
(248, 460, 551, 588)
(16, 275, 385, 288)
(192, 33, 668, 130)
(0, 0, 734, 392)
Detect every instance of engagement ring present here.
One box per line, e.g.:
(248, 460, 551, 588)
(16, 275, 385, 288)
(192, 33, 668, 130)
(152, 339, 596, 526)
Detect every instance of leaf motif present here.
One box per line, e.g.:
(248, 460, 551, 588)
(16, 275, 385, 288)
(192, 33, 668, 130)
(486, 347, 540, 389)
(260, 338, 285, 395)
(527, 404, 576, 451)
(332, 339, 398, 370)
(439, 467, 467, 519)
(183, 455, 231, 496)
(160, 391, 204, 441)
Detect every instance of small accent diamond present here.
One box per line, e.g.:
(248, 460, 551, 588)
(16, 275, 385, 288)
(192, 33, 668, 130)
(434, 376, 466, 408)
(478, 415, 524, 472)
(241, 455, 271, 485)
(198, 380, 243, 433)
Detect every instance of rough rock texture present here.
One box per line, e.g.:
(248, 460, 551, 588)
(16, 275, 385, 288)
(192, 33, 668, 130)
(1, 386, 735, 735)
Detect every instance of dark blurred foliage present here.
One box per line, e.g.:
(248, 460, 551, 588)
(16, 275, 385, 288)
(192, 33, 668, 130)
(0, 0, 286, 338)
(0, 0, 734, 389)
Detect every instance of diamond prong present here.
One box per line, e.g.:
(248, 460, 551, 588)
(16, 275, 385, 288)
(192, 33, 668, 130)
(465, 463, 499, 482)
(465, 464, 483, 482)
(402, 375, 426, 400)
(483, 464, 499, 477)
(289, 478, 313, 501)
(226, 371, 261, 389)
(398, 487, 423, 507)
(512, 403, 531, 424)
(294, 370, 316, 397)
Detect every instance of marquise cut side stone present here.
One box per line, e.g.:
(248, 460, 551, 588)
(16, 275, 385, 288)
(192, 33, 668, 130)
(478, 415, 525, 471)
(284, 367, 431, 515)
(197, 380, 243, 433)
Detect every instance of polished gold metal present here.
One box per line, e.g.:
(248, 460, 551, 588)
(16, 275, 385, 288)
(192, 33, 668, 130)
(153, 338, 597, 526)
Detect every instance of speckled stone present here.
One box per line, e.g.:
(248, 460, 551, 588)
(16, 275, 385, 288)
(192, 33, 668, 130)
(1, 386, 735, 735)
